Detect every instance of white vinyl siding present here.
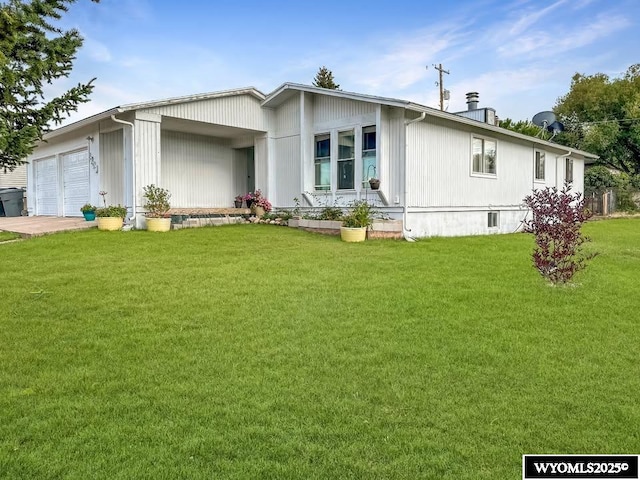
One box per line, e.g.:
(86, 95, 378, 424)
(0, 165, 27, 188)
(99, 129, 125, 206)
(161, 130, 234, 207)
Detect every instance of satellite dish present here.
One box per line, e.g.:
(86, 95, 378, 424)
(532, 111, 557, 138)
(532, 111, 556, 128)
(547, 121, 565, 141)
(547, 121, 564, 133)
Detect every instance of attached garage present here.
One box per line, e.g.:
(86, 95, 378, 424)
(33, 149, 90, 217)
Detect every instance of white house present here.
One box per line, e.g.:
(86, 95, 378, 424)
(24, 83, 597, 237)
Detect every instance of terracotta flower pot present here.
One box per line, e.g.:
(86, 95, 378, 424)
(253, 206, 265, 217)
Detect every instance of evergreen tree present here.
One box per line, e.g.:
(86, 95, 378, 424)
(313, 66, 340, 90)
(0, 0, 98, 172)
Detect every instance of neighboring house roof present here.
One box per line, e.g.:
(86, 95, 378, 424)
(43, 81, 598, 160)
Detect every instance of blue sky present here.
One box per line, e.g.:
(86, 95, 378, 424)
(52, 0, 639, 125)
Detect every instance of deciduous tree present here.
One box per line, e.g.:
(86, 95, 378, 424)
(554, 64, 640, 176)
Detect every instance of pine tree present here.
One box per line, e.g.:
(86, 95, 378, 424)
(0, 0, 98, 172)
(312, 66, 340, 90)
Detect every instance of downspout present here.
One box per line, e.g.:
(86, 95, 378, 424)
(402, 111, 427, 241)
(111, 115, 136, 224)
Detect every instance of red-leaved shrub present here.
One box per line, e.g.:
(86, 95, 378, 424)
(523, 184, 595, 284)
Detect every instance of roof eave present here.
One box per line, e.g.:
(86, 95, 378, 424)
(406, 103, 599, 160)
(43, 107, 123, 141)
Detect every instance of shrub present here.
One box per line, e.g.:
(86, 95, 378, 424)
(80, 203, 96, 213)
(95, 205, 128, 218)
(342, 200, 375, 228)
(143, 184, 171, 217)
(523, 185, 595, 285)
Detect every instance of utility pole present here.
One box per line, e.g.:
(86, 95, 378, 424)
(432, 63, 450, 111)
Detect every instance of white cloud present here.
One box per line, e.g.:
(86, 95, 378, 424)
(341, 23, 472, 93)
(505, 0, 569, 36)
(498, 14, 631, 58)
(82, 38, 112, 63)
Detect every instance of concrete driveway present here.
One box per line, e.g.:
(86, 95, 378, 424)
(0, 216, 96, 238)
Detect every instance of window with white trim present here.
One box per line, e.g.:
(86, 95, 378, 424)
(535, 151, 545, 181)
(488, 211, 499, 228)
(314, 134, 330, 191)
(362, 126, 377, 187)
(472, 137, 497, 175)
(337, 130, 355, 190)
(565, 158, 573, 183)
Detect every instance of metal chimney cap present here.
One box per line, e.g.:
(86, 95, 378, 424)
(466, 92, 479, 111)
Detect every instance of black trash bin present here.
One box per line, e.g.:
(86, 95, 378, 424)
(0, 188, 25, 217)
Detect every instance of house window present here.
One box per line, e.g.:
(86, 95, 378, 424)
(565, 158, 573, 183)
(488, 211, 499, 228)
(535, 151, 545, 181)
(362, 126, 377, 187)
(337, 130, 355, 190)
(472, 137, 497, 175)
(315, 134, 330, 191)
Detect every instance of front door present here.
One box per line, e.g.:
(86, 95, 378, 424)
(246, 147, 255, 193)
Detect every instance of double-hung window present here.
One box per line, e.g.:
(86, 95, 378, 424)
(535, 151, 545, 181)
(565, 158, 573, 183)
(362, 126, 377, 187)
(314, 134, 330, 191)
(337, 130, 355, 190)
(472, 137, 497, 175)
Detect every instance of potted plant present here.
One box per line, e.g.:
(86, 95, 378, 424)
(369, 178, 381, 190)
(251, 189, 272, 217)
(340, 200, 374, 242)
(234, 195, 243, 208)
(80, 203, 96, 221)
(95, 205, 128, 231)
(143, 184, 172, 232)
(243, 192, 254, 209)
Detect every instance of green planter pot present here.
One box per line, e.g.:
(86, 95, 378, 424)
(82, 211, 96, 221)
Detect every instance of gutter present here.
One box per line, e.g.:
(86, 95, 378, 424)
(400, 111, 427, 241)
(110, 115, 136, 224)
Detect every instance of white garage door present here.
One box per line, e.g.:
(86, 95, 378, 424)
(62, 150, 89, 217)
(35, 157, 58, 216)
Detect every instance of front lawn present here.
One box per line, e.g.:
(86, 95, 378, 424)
(1, 220, 638, 479)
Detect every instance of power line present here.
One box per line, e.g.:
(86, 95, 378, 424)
(579, 117, 640, 125)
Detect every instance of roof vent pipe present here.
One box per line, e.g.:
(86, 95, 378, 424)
(466, 92, 479, 111)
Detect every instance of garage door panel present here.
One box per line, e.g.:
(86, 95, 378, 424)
(63, 150, 89, 217)
(35, 157, 58, 216)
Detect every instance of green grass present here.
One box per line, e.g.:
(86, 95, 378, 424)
(0, 231, 20, 242)
(1, 220, 639, 479)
